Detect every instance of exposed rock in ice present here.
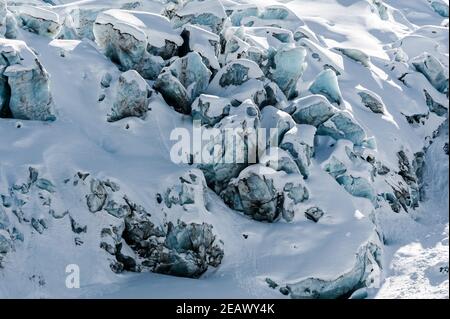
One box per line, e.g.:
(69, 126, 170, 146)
(108, 70, 152, 122)
(0, 38, 55, 121)
(358, 90, 386, 114)
(304, 207, 324, 223)
(280, 124, 316, 179)
(411, 52, 449, 94)
(191, 94, 231, 126)
(172, 0, 227, 34)
(309, 69, 343, 106)
(155, 52, 211, 114)
(267, 45, 307, 99)
(317, 112, 367, 145)
(291, 94, 340, 127)
(14, 5, 61, 38)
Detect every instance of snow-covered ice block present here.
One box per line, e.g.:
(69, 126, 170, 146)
(335, 47, 370, 67)
(309, 69, 343, 106)
(267, 45, 307, 99)
(260, 105, 296, 148)
(358, 90, 386, 114)
(220, 165, 308, 222)
(181, 24, 220, 71)
(411, 52, 449, 94)
(228, 4, 260, 26)
(93, 9, 182, 79)
(207, 59, 267, 106)
(431, 1, 449, 18)
(259, 147, 300, 175)
(241, 4, 305, 31)
(317, 112, 367, 145)
(280, 124, 316, 179)
(172, 0, 227, 34)
(192, 94, 232, 126)
(198, 99, 261, 193)
(155, 52, 211, 114)
(108, 70, 152, 122)
(0, 38, 55, 121)
(291, 94, 340, 127)
(14, 5, 60, 38)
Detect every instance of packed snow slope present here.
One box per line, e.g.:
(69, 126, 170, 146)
(0, 0, 448, 298)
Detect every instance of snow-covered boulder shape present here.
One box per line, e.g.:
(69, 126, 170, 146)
(291, 94, 340, 127)
(431, 1, 449, 17)
(0, 2, 18, 39)
(220, 27, 267, 66)
(108, 70, 152, 122)
(335, 47, 370, 67)
(172, 0, 227, 34)
(411, 53, 449, 94)
(162, 169, 208, 209)
(0, 39, 55, 121)
(260, 105, 296, 149)
(267, 45, 307, 99)
(309, 69, 343, 106)
(285, 240, 381, 298)
(180, 24, 220, 72)
(259, 147, 300, 175)
(198, 99, 261, 193)
(154, 52, 211, 114)
(0, 0, 7, 36)
(263, 81, 289, 110)
(220, 165, 308, 222)
(238, 4, 305, 30)
(14, 5, 61, 38)
(317, 112, 367, 145)
(207, 59, 267, 106)
(123, 218, 224, 278)
(280, 124, 316, 179)
(93, 10, 182, 79)
(191, 94, 231, 126)
(358, 90, 386, 114)
(0, 228, 11, 265)
(336, 175, 376, 203)
(228, 5, 260, 26)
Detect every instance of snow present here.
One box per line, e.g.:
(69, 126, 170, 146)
(0, 0, 448, 299)
(14, 5, 60, 23)
(96, 9, 182, 47)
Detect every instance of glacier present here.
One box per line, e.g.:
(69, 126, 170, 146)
(0, 0, 448, 300)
